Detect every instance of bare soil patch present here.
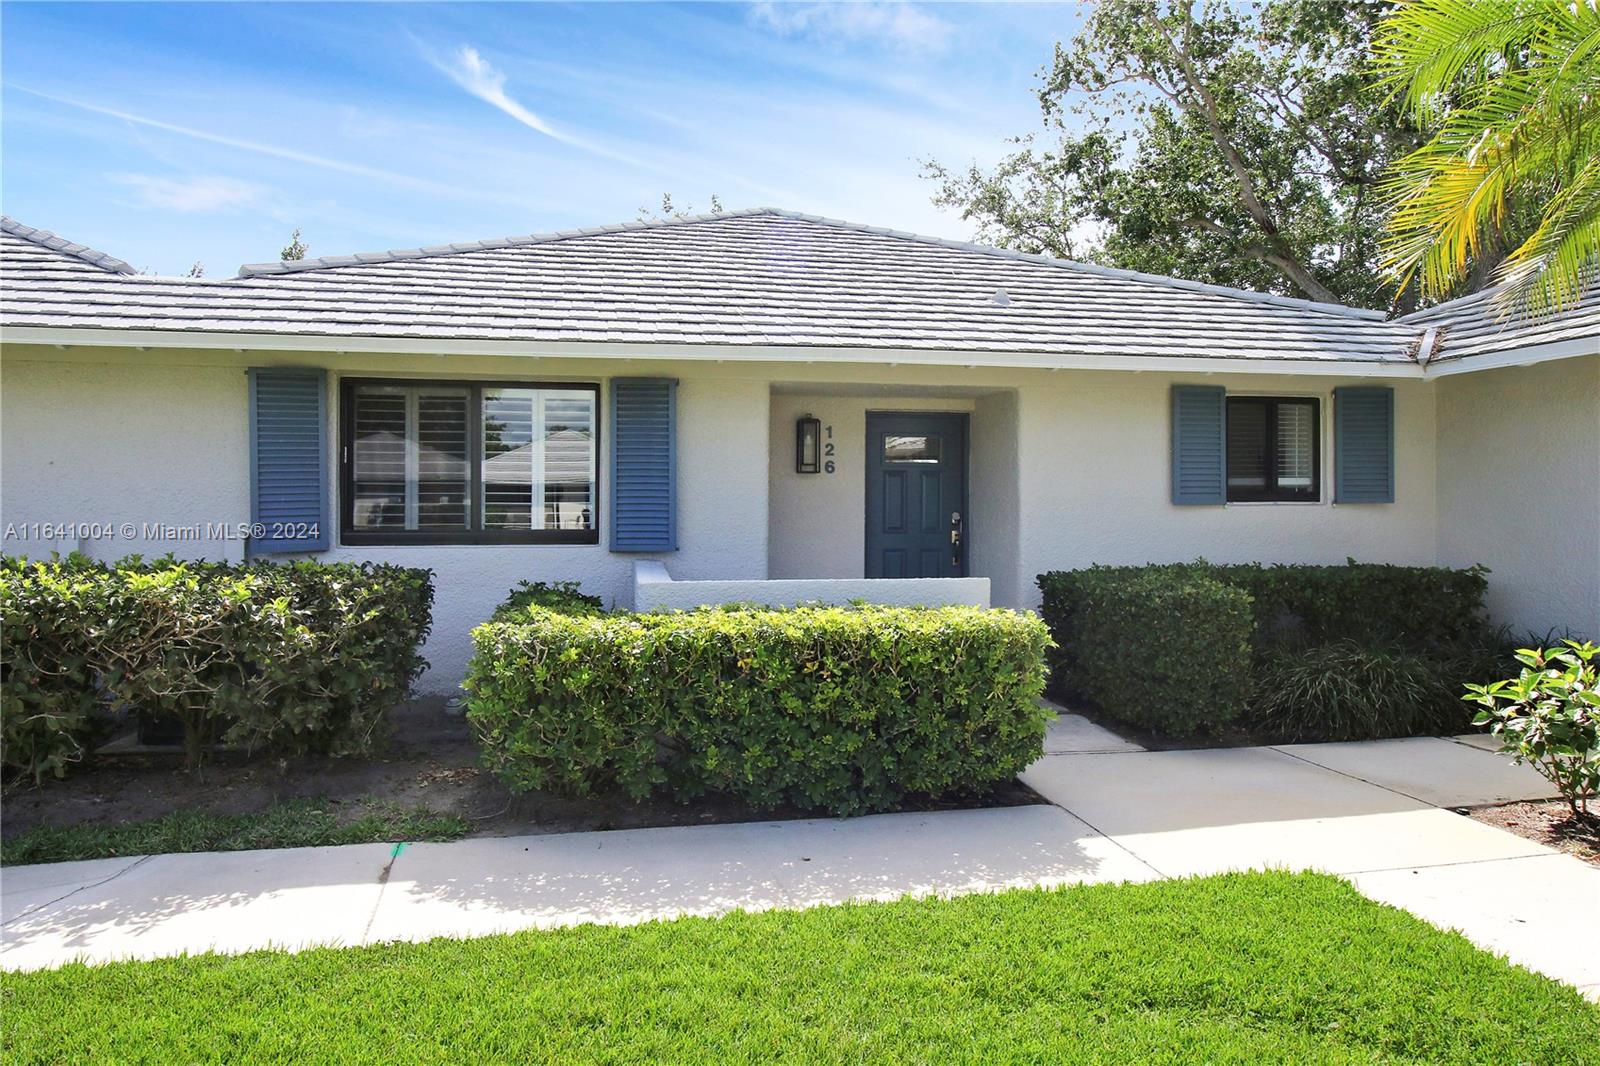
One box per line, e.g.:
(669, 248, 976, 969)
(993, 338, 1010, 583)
(1467, 801, 1600, 867)
(3, 698, 1043, 840)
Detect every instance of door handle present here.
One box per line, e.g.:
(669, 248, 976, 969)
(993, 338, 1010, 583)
(950, 511, 963, 568)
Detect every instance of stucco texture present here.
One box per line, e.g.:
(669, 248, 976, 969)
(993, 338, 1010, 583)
(1013, 371, 1441, 607)
(1436, 355, 1599, 640)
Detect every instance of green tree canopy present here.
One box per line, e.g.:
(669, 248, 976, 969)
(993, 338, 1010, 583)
(923, 0, 1422, 310)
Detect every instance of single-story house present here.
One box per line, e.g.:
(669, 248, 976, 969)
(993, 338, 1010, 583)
(2, 209, 1596, 693)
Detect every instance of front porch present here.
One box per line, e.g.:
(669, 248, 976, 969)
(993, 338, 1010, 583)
(763, 382, 1023, 605)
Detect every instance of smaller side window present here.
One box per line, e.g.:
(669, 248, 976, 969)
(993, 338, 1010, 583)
(1225, 396, 1320, 502)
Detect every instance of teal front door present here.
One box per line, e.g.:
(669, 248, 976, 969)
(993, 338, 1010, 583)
(864, 412, 968, 578)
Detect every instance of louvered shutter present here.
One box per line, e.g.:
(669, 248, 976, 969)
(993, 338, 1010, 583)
(248, 368, 329, 554)
(1334, 386, 1395, 503)
(1171, 385, 1226, 505)
(609, 378, 677, 551)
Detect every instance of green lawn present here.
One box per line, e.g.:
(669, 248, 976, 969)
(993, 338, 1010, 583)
(2, 872, 1594, 1064)
(0, 799, 468, 866)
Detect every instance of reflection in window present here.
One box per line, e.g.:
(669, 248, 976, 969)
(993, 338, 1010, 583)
(884, 435, 941, 463)
(481, 388, 595, 531)
(351, 384, 470, 532)
(344, 380, 597, 542)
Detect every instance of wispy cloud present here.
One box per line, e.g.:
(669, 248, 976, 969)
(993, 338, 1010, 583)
(746, 2, 952, 53)
(427, 44, 649, 169)
(111, 173, 262, 212)
(13, 86, 470, 199)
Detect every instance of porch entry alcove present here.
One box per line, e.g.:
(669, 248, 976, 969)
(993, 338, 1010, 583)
(766, 385, 1021, 605)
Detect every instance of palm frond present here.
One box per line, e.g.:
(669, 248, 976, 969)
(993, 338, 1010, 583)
(1493, 152, 1600, 316)
(1375, 0, 1600, 315)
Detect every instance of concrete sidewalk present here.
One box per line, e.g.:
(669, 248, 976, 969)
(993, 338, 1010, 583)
(4, 716, 1596, 1000)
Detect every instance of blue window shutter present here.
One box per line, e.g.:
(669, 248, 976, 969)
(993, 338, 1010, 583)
(1171, 385, 1226, 505)
(609, 378, 677, 552)
(1334, 386, 1395, 503)
(248, 368, 329, 554)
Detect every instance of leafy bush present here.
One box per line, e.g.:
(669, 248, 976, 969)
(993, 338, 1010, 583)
(0, 555, 433, 774)
(1042, 567, 1254, 736)
(1204, 561, 1488, 649)
(1246, 640, 1476, 742)
(465, 603, 1052, 816)
(0, 556, 116, 783)
(490, 580, 603, 621)
(1038, 559, 1492, 739)
(1466, 641, 1599, 819)
(1039, 560, 1487, 665)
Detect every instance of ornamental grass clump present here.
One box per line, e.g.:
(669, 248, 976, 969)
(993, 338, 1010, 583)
(1466, 641, 1599, 820)
(464, 601, 1052, 816)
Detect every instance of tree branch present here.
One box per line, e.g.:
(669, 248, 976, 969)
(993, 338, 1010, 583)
(1145, 3, 1337, 302)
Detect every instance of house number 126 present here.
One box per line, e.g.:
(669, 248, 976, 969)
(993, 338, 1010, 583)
(823, 424, 835, 473)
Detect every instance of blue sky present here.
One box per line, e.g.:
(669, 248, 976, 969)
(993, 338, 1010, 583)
(1, 2, 1086, 275)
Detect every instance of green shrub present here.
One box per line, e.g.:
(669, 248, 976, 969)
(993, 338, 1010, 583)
(490, 580, 603, 621)
(0, 555, 433, 772)
(1039, 560, 1488, 667)
(1046, 567, 1254, 736)
(1246, 640, 1480, 742)
(0, 555, 115, 783)
(1205, 561, 1488, 649)
(1466, 641, 1599, 819)
(1037, 560, 1492, 739)
(465, 603, 1052, 816)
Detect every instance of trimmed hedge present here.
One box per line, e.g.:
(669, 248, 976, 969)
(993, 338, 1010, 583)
(0, 555, 433, 778)
(464, 602, 1052, 816)
(1038, 560, 1492, 739)
(1049, 567, 1255, 735)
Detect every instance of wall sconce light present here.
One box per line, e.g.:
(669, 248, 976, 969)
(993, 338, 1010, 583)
(795, 415, 821, 474)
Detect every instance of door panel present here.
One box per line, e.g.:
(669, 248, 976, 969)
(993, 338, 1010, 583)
(865, 412, 968, 579)
(882, 470, 906, 532)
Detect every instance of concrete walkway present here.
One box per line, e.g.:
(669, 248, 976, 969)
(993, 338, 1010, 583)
(4, 713, 1596, 1000)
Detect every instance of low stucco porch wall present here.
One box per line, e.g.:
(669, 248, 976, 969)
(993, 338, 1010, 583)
(631, 560, 990, 611)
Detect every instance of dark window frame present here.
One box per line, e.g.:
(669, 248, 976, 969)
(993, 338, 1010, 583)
(339, 377, 601, 546)
(1225, 395, 1321, 503)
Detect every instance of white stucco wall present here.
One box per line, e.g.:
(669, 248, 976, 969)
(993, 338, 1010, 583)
(767, 392, 977, 580)
(0, 358, 250, 562)
(1436, 355, 1599, 639)
(1013, 372, 1441, 606)
(12, 343, 1561, 693)
(969, 390, 1022, 607)
(0, 349, 771, 693)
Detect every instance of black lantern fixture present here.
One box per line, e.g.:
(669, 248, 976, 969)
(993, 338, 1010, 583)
(795, 415, 821, 474)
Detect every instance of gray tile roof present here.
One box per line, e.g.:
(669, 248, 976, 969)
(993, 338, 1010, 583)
(1400, 281, 1600, 364)
(1, 208, 1425, 363)
(1, 216, 136, 276)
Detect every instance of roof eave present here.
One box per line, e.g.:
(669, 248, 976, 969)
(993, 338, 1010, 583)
(0, 325, 1426, 378)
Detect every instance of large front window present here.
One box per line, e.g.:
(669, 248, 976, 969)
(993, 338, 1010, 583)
(340, 379, 598, 544)
(1226, 396, 1320, 502)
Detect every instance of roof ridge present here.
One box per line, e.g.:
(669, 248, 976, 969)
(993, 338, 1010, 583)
(1399, 276, 1599, 324)
(1, 215, 136, 275)
(236, 207, 781, 277)
(236, 206, 1388, 321)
